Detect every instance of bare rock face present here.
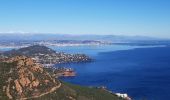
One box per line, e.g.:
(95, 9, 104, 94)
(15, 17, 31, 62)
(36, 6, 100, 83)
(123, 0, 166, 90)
(30, 64, 44, 73)
(17, 60, 25, 68)
(14, 80, 23, 94)
(25, 58, 34, 66)
(31, 79, 40, 87)
(19, 76, 31, 87)
(2, 56, 61, 100)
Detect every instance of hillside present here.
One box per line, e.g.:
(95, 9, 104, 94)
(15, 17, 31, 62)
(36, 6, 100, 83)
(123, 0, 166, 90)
(0, 56, 125, 100)
(3, 45, 56, 56)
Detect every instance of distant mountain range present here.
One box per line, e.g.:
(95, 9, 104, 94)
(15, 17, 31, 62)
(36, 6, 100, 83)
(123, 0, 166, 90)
(0, 33, 168, 42)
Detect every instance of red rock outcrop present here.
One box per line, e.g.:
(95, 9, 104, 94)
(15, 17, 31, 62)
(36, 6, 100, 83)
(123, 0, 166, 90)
(2, 56, 61, 100)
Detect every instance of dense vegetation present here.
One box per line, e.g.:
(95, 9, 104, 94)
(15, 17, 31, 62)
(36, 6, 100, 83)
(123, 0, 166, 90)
(2, 45, 57, 56)
(0, 62, 14, 99)
(35, 81, 125, 100)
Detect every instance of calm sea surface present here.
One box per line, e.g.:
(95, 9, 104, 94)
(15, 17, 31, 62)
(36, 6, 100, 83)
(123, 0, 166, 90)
(51, 45, 170, 100)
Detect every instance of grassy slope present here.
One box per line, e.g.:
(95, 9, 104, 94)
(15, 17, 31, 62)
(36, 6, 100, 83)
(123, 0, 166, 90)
(35, 81, 124, 100)
(0, 62, 14, 99)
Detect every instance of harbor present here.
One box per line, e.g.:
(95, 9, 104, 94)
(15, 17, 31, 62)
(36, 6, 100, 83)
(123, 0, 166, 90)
(43, 64, 76, 77)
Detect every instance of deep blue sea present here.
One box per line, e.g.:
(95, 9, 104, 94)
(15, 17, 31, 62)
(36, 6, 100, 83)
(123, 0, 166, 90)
(51, 45, 170, 100)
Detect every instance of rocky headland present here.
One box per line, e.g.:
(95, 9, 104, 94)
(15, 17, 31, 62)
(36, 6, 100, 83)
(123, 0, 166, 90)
(0, 56, 61, 99)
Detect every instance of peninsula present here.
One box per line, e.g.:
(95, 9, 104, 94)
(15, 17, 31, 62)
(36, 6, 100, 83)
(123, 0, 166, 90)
(0, 45, 91, 64)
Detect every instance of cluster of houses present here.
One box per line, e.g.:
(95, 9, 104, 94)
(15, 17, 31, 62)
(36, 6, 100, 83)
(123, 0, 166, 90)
(31, 52, 91, 64)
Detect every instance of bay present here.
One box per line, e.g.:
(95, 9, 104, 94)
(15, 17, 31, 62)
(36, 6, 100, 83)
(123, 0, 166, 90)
(52, 45, 170, 100)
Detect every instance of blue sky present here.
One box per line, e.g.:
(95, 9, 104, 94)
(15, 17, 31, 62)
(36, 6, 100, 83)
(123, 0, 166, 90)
(0, 0, 170, 38)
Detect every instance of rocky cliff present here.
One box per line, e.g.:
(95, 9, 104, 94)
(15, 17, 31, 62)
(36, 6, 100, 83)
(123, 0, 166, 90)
(0, 56, 61, 100)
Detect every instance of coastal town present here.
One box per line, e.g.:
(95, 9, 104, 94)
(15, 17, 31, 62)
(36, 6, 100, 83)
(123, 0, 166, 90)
(0, 39, 111, 49)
